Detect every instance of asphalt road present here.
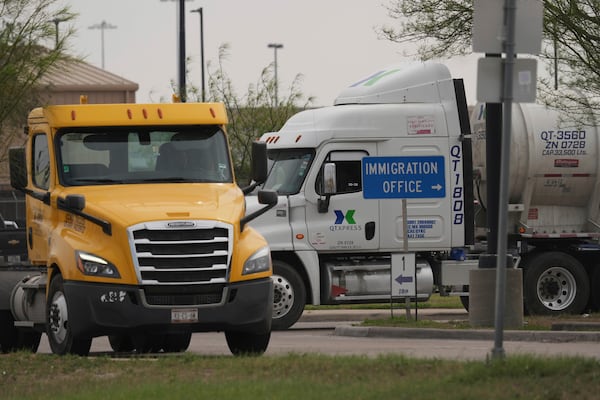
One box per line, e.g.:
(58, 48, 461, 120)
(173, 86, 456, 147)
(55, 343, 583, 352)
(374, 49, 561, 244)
(35, 309, 600, 360)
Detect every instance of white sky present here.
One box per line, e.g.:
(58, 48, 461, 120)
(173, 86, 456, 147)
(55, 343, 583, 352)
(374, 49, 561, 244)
(63, 0, 479, 106)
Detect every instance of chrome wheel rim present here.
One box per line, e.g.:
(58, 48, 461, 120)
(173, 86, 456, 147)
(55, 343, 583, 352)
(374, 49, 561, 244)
(49, 291, 68, 344)
(272, 274, 294, 319)
(536, 266, 577, 311)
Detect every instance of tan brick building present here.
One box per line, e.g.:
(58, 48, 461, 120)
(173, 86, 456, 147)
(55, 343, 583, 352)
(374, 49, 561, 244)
(39, 58, 138, 105)
(0, 60, 138, 222)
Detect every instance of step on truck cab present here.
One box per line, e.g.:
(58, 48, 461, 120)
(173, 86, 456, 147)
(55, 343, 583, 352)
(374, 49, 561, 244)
(3, 99, 277, 355)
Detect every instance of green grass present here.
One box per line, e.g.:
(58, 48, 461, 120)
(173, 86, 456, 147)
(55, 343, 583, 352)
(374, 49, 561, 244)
(2, 352, 600, 399)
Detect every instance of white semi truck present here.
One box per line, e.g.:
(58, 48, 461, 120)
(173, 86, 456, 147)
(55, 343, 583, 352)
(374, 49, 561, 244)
(248, 63, 600, 330)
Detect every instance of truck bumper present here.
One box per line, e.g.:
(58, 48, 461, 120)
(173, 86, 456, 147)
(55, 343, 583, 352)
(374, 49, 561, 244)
(63, 278, 273, 338)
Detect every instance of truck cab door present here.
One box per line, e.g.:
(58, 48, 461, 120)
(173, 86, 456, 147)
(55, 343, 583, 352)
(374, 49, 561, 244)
(304, 145, 379, 251)
(26, 133, 53, 263)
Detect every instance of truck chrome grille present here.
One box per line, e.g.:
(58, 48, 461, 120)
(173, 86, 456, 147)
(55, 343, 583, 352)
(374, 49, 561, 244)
(129, 220, 233, 289)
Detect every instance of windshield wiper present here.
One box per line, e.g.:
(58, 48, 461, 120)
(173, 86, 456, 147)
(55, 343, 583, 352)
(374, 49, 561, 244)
(70, 178, 121, 184)
(135, 177, 189, 183)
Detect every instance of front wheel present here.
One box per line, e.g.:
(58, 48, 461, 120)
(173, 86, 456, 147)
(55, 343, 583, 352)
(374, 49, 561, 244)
(225, 330, 270, 356)
(523, 252, 590, 315)
(46, 274, 92, 356)
(271, 260, 306, 330)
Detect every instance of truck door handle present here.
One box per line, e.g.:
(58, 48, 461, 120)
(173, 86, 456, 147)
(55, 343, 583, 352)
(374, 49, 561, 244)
(365, 221, 375, 240)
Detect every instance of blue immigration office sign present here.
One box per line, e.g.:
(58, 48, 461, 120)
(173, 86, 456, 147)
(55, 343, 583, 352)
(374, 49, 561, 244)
(362, 156, 446, 199)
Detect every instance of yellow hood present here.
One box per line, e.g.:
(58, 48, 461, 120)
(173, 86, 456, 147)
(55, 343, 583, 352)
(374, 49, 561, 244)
(62, 183, 244, 228)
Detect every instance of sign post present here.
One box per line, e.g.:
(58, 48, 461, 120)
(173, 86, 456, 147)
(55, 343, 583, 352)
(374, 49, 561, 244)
(472, 0, 543, 360)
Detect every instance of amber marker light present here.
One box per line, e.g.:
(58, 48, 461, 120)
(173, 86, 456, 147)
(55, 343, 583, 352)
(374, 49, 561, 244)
(296, 233, 304, 240)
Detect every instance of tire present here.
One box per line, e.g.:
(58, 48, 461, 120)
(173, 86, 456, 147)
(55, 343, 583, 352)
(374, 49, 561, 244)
(225, 330, 270, 356)
(0, 310, 41, 353)
(271, 260, 306, 330)
(46, 274, 92, 356)
(523, 252, 590, 315)
(108, 334, 135, 353)
(162, 332, 192, 353)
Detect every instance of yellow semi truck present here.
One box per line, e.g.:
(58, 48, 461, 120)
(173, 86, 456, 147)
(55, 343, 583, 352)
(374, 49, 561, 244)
(2, 100, 277, 356)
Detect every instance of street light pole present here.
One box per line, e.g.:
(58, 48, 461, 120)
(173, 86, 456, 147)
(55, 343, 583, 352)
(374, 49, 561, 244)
(162, 0, 193, 102)
(267, 43, 283, 106)
(88, 20, 117, 69)
(52, 18, 67, 49)
(177, 0, 187, 102)
(191, 7, 205, 102)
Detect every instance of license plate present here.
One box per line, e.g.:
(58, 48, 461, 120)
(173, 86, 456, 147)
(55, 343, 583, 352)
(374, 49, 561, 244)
(171, 308, 198, 323)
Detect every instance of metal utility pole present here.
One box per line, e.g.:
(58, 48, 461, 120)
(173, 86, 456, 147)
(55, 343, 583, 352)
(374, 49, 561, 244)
(191, 7, 205, 102)
(491, 0, 518, 361)
(88, 20, 117, 69)
(267, 43, 283, 106)
(177, 0, 187, 101)
(52, 18, 67, 49)
(162, 0, 193, 102)
(472, 0, 543, 361)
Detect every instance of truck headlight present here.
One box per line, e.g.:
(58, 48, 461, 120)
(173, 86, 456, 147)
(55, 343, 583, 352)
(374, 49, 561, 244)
(76, 251, 121, 278)
(242, 246, 271, 275)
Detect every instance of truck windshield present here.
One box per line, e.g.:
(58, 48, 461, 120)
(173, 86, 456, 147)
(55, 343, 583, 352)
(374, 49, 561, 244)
(58, 126, 233, 186)
(263, 149, 314, 195)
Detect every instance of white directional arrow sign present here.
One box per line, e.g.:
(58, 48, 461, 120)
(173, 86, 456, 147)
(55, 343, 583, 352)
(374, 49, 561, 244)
(391, 253, 416, 297)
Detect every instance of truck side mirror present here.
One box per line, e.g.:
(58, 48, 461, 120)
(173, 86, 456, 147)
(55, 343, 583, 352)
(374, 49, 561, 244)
(241, 141, 269, 195)
(257, 189, 278, 206)
(251, 141, 268, 184)
(322, 163, 337, 195)
(318, 162, 337, 213)
(9, 147, 27, 191)
(240, 189, 278, 232)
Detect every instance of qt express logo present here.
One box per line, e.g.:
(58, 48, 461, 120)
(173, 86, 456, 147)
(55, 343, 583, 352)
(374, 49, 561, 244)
(330, 210, 362, 232)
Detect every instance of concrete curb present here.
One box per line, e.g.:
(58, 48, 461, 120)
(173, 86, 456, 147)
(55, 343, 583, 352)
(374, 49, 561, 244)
(334, 325, 600, 343)
(299, 309, 467, 323)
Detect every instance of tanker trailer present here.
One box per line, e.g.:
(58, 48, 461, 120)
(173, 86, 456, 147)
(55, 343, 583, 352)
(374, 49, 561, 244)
(472, 102, 600, 315)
